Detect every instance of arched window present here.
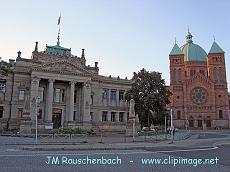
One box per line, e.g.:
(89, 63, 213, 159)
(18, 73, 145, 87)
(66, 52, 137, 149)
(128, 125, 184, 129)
(173, 69, 177, 81)
(219, 67, 223, 81)
(219, 110, 223, 119)
(178, 69, 182, 81)
(214, 67, 218, 80)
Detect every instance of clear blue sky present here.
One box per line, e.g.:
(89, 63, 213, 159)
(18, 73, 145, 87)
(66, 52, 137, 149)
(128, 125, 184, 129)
(0, 0, 229, 90)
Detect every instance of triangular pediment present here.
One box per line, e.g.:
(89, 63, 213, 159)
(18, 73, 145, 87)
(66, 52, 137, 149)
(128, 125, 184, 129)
(32, 60, 93, 76)
(186, 73, 213, 88)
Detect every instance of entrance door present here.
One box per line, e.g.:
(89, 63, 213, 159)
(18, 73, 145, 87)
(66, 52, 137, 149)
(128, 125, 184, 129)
(198, 120, 203, 127)
(189, 120, 194, 127)
(206, 120, 211, 128)
(52, 108, 62, 129)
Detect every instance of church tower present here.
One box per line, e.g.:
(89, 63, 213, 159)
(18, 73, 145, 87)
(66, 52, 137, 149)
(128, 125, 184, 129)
(169, 42, 185, 121)
(207, 41, 229, 124)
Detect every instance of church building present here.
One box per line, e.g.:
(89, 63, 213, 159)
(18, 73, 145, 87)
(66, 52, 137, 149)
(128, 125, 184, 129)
(169, 31, 229, 129)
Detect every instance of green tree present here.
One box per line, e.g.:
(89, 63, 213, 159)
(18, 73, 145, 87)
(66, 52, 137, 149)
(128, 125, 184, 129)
(0, 60, 12, 76)
(125, 68, 172, 128)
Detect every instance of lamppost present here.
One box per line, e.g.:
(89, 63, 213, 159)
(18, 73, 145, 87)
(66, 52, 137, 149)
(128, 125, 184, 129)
(35, 96, 40, 145)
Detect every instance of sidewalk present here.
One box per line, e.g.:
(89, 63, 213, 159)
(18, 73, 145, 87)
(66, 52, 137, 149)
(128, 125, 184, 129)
(21, 136, 230, 151)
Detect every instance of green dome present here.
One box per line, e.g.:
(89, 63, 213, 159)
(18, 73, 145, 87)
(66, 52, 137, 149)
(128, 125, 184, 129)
(181, 32, 207, 62)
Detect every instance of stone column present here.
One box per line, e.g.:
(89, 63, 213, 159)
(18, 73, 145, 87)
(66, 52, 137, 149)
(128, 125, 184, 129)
(45, 79, 54, 129)
(30, 77, 40, 127)
(108, 89, 111, 106)
(116, 90, 120, 106)
(68, 81, 75, 122)
(124, 112, 128, 122)
(115, 112, 119, 122)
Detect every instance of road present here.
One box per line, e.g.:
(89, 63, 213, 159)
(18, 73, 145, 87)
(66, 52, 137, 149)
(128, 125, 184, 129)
(0, 131, 230, 172)
(0, 144, 229, 172)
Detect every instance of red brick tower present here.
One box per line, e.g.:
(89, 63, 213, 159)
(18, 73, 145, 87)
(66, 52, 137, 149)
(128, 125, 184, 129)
(207, 41, 229, 127)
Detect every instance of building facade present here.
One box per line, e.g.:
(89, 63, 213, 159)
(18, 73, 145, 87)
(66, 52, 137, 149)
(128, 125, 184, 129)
(169, 31, 229, 129)
(0, 39, 131, 132)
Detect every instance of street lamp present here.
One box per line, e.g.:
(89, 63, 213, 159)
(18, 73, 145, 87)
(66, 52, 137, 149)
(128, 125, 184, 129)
(35, 96, 40, 145)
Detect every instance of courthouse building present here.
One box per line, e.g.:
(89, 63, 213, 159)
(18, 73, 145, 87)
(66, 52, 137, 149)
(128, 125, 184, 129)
(0, 36, 131, 131)
(169, 31, 229, 129)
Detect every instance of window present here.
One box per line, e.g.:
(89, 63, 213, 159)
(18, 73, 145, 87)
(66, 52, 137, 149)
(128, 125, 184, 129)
(38, 87, 44, 102)
(191, 87, 207, 104)
(219, 67, 223, 81)
(190, 70, 196, 77)
(54, 88, 65, 103)
(214, 67, 218, 80)
(111, 112, 116, 122)
(177, 110, 181, 120)
(0, 106, 3, 118)
(102, 89, 108, 100)
(119, 112, 124, 122)
(102, 111, 107, 121)
(178, 69, 182, 81)
(61, 89, 65, 102)
(74, 90, 77, 104)
(90, 95, 93, 105)
(200, 70, 205, 76)
(119, 90, 125, 100)
(17, 108, 23, 118)
(110, 90, 117, 101)
(90, 112, 93, 121)
(19, 90, 25, 100)
(0, 83, 6, 93)
(173, 69, 177, 81)
(219, 110, 223, 119)
(73, 111, 77, 121)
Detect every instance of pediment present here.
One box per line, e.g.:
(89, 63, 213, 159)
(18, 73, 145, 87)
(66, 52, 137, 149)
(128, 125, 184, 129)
(32, 60, 93, 76)
(186, 73, 213, 88)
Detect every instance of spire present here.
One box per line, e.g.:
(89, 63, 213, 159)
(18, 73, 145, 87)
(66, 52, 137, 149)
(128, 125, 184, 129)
(81, 49, 85, 58)
(186, 29, 193, 43)
(169, 43, 183, 55)
(209, 40, 224, 53)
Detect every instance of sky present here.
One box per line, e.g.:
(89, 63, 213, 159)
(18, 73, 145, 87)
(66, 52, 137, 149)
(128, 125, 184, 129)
(0, 0, 229, 90)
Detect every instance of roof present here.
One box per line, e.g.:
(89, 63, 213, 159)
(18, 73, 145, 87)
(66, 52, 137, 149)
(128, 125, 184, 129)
(169, 44, 183, 55)
(181, 42, 207, 62)
(181, 32, 207, 62)
(209, 41, 224, 53)
(45, 44, 71, 56)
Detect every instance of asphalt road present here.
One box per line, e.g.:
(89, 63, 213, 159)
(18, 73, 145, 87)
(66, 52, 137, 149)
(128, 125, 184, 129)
(0, 131, 230, 172)
(0, 145, 229, 172)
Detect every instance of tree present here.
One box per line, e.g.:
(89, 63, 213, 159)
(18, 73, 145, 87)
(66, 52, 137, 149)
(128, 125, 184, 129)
(0, 60, 12, 76)
(125, 68, 172, 128)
